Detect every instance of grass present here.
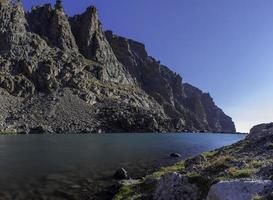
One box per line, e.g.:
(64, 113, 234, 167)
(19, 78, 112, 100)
(114, 147, 271, 200)
(114, 151, 249, 200)
(114, 161, 185, 200)
(204, 155, 234, 174)
(113, 184, 137, 200)
(227, 167, 256, 178)
(250, 160, 265, 168)
(151, 161, 185, 178)
(252, 195, 266, 200)
(114, 181, 157, 200)
(202, 150, 219, 159)
(0, 132, 16, 135)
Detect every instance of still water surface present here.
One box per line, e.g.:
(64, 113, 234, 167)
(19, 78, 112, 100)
(0, 133, 245, 198)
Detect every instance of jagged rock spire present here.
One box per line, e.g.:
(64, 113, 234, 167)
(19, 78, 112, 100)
(69, 6, 136, 85)
(0, 0, 27, 47)
(26, 1, 78, 52)
(55, 0, 63, 10)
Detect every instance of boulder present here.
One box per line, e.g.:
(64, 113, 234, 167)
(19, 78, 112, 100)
(170, 153, 181, 158)
(185, 155, 207, 170)
(114, 168, 128, 180)
(153, 172, 198, 200)
(206, 180, 273, 200)
(247, 123, 273, 140)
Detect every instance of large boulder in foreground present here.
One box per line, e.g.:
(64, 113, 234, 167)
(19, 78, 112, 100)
(247, 123, 273, 140)
(153, 172, 198, 200)
(206, 180, 272, 200)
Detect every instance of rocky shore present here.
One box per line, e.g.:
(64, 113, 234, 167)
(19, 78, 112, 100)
(114, 123, 273, 200)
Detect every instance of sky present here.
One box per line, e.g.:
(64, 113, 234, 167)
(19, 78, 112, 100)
(23, 0, 273, 132)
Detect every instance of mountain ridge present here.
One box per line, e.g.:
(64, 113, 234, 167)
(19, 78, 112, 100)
(0, 0, 235, 134)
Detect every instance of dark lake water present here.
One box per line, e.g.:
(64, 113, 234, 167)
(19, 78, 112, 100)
(0, 133, 245, 199)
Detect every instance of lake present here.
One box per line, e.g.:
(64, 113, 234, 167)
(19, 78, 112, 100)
(0, 133, 245, 199)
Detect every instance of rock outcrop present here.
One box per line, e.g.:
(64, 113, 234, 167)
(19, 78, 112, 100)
(0, 1, 235, 134)
(27, 1, 78, 52)
(153, 172, 199, 200)
(69, 7, 134, 85)
(106, 31, 236, 133)
(206, 180, 272, 200)
(247, 122, 273, 140)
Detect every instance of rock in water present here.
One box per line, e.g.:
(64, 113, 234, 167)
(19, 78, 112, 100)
(170, 153, 181, 158)
(206, 180, 273, 200)
(114, 168, 128, 180)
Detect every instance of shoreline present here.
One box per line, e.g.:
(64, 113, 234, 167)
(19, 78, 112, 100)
(113, 124, 273, 200)
(0, 131, 247, 135)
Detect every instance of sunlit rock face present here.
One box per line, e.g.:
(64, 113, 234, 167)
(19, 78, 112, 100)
(247, 123, 273, 140)
(0, 0, 235, 134)
(69, 7, 135, 85)
(27, 2, 78, 52)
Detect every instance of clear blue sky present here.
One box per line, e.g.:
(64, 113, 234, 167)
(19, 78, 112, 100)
(23, 0, 273, 132)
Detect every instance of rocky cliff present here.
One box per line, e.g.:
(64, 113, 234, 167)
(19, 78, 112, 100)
(0, 0, 235, 134)
(105, 32, 235, 133)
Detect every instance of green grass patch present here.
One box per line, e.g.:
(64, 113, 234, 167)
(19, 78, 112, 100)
(0, 132, 16, 135)
(151, 161, 185, 178)
(252, 195, 266, 200)
(204, 155, 234, 174)
(202, 150, 219, 159)
(226, 166, 256, 178)
(114, 184, 137, 200)
(113, 181, 156, 200)
(114, 161, 185, 200)
(230, 168, 256, 178)
(250, 160, 265, 168)
(216, 166, 257, 180)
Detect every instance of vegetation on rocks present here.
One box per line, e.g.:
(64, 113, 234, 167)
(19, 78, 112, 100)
(0, 132, 16, 135)
(114, 123, 273, 200)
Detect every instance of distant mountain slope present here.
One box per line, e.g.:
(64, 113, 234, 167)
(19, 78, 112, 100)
(0, 0, 235, 134)
(105, 32, 235, 133)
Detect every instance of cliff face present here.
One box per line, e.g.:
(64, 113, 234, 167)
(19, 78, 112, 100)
(183, 84, 235, 132)
(26, 2, 78, 52)
(0, 1, 235, 134)
(105, 32, 236, 133)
